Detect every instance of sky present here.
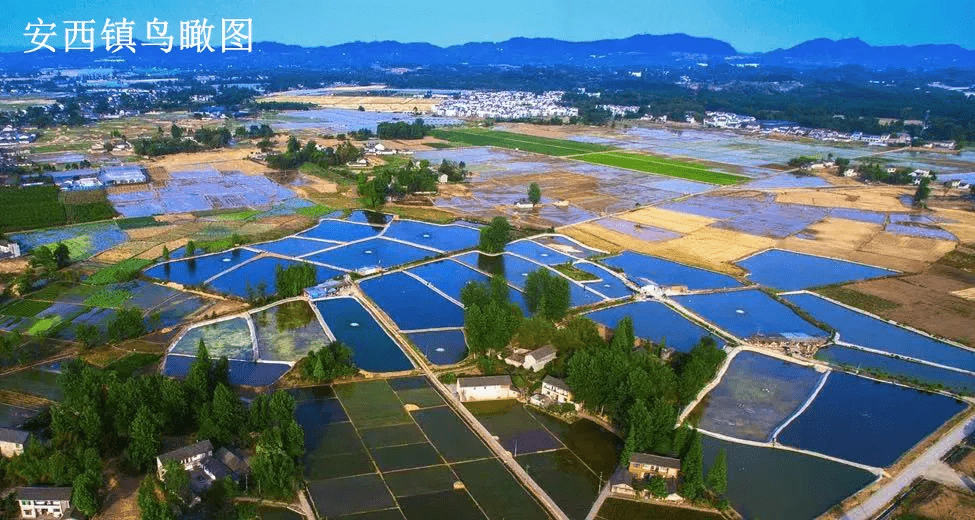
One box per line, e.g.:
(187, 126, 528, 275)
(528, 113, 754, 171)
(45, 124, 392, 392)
(4, 0, 975, 53)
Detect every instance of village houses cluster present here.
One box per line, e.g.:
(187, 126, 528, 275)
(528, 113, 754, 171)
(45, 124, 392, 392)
(432, 91, 578, 119)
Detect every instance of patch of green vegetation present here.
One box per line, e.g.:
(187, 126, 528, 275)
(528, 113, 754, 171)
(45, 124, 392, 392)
(24, 282, 72, 301)
(295, 204, 334, 218)
(299, 162, 358, 186)
(212, 210, 261, 221)
(116, 216, 165, 230)
(425, 142, 455, 149)
(83, 288, 132, 309)
(0, 299, 52, 318)
(104, 352, 162, 378)
(27, 315, 62, 336)
(431, 128, 613, 156)
(552, 262, 599, 281)
(816, 285, 899, 314)
(86, 258, 153, 285)
(938, 246, 975, 273)
(576, 152, 745, 185)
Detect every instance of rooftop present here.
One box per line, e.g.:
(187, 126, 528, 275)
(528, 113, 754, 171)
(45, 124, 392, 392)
(0, 427, 29, 444)
(528, 345, 556, 360)
(457, 375, 513, 388)
(17, 486, 73, 502)
(630, 452, 681, 470)
(542, 375, 571, 393)
(158, 439, 213, 464)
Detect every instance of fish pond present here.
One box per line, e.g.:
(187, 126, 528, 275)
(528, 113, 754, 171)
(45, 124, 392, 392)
(505, 240, 577, 266)
(585, 301, 721, 353)
(383, 220, 480, 252)
(298, 219, 384, 242)
(314, 297, 413, 373)
(405, 260, 489, 302)
(675, 290, 826, 340)
(783, 292, 975, 372)
(251, 300, 329, 362)
(406, 329, 468, 365)
(737, 249, 895, 291)
(249, 236, 337, 257)
(170, 317, 254, 361)
(359, 273, 465, 331)
(161, 355, 290, 387)
(570, 262, 633, 299)
(816, 345, 975, 395)
(207, 257, 342, 298)
(305, 237, 436, 271)
(702, 434, 875, 520)
(144, 248, 259, 286)
(692, 351, 824, 441)
(776, 371, 966, 467)
(600, 251, 741, 290)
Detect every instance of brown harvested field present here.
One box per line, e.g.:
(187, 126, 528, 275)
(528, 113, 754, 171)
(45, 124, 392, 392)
(893, 480, 975, 520)
(259, 93, 439, 112)
(773, 186, 911, 211)
(146, 148, 270, 174)
(839, 263, 975, 346)
(775, 218, 929, 272)
(565, 222, 768, 275)
(935, 208, 975, 243)
(950, 446, 975, 478)
(619, 206, 716, 233)
(859, 232, 957, 270)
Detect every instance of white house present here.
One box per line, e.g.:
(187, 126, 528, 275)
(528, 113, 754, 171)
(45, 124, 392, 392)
(0, 240, 22, 259)
(16, 487, 77, 519)
(157, 439, 213, 479)
(540, 376, 574, 405)
(523, 345, 556, 372)
(456, 376, 517, 402)
(0, 427, 29, 457)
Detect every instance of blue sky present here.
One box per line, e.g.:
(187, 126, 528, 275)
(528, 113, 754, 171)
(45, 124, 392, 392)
(4, 0, 974, 53)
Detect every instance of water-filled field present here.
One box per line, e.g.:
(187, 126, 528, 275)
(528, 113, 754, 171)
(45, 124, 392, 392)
(314, 297, 413, 373)
(466, 400, 563, 454)
(108, 168, 296, 217)
(585, 301, 721, 352)
(738, 249, 895, 290)
(0, 403, 39, 428)
(571, 262, 632, 299)
(249, 236, 337, 256)
(251, 300, 329, 362)
(783, 293, 975, 372)
(0, 362, 64, 401)
(383, 220, 480, 252)
(305, 237, 436, 271)
(9, 221, 128, 260)
(777, 372, 966, 467)
(592, 218, 683, 242)
(207, 257, 342, 298)
(170, 317, 254, 360)
(505, 240, 577, 265)
(296, 377, 546, 520)
(272, 107, 460, 133)
(360, 273, 465, 331)
(596, 499, 725, 520)
(517, 449, 600, 520)
(161, 355, 290, 387)
(694, 351, 824, 441)
(454, 252, 560, 290)
(144, 248, 259, 286)
(702, 434, 876, 520)
(675, 290, 826, 340)
(816, 345, 975, 395)
(533, 235, 604, 258)
(600, 251, 741, 290)
(660, 193, 829, 238)
(298, 219, 384, 242)
(406, 329, 468, 365)
(405, 260, 489, 301)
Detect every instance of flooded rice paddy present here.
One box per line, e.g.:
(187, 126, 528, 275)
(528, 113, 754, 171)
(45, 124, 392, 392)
(737, 249, 895, 290)
(674, 289, 826, 340)
(585, 301, 721, 352)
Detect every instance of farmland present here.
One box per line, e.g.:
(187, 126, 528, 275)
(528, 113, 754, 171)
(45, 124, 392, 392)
(431, 128, 613, 156)
(575, 151, 746, 185)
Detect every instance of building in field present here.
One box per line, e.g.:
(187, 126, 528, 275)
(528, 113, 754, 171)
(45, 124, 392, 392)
(540, 376, 574, 404)
(456, 375, 517, 402)
(523, 345, 556, 372)
(156, 439, 214, 479)
(0, 239, 22, 259)
(98, 165, 147, 185)
(16, 487, 77, 519)
(0, 427, 30, 457)
(628, 452, 681, 479)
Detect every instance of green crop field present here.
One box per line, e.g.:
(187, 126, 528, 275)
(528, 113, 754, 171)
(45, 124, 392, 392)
(86, 258, 152, 285)
(576, 152, 745, 185)
(431, 128, 614, 156)
(0, 299, 52, 317)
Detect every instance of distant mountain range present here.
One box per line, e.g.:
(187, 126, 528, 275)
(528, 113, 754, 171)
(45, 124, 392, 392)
(2, 34, 974, 71)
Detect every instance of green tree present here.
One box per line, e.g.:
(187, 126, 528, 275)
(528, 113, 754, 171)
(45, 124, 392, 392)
(706, 448, 728, 499)
(72, 472, 100, 517)
(914, 176, 932, 205)
(161, 245, 170, 261)
(527, 183, 541, 205)
(251, 432, 298, 500)
(29, 246, 57, 274)
(75, 323, 101, 350)
(647, 475, 668, 498)
(523, 269, 570, 321)
(199, 383, 246, 446)
(138, 476, 175, 520)
(128, 405, 161, 471)
(185, 240, 196, 256)
(478, 216, 512, 253)
(185, 340, 214, 407)
(53, 242, 71, 268)
(107, 308, 146, 342)
(682, 429, 705, 500)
